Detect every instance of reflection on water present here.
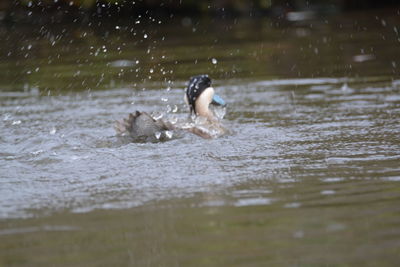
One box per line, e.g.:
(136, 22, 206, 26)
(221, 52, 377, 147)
(1, 10, 400, 266)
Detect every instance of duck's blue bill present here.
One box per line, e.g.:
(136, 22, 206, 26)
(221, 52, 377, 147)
(211, 94, 226, 107)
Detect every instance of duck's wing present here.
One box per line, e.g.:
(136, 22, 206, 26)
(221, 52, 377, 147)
(155, 118, 175, 131)
(114, 111, 141, 137)
(115, 111, 175, 140)
(114, 111, 140, 136)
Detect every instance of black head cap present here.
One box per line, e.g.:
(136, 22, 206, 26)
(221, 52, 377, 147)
(186, 74, 212, 114)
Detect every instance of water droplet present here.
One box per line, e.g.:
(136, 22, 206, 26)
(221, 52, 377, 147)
(144, 34, 148, 39)
(153, 113, 163, 120)
(50, 127, 57, 135)
(31, 150, 43, 156)
(169, 116, 178, 124)
(12, 120, 21, 125)
(165, 131, 173, 139)
(3, 114, 11, 121)
(155, 132, 161, 139)
(211, 58, 218, 64)
(115, 25, 120, 30)
(149, 68, 154, 73)
(161, 97, 168, 102)
(172, 105, 178, 112)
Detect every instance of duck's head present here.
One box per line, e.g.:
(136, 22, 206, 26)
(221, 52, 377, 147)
(185, 74, 226, 121)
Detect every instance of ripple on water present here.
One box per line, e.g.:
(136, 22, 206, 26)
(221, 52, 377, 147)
(0, 225, 79, 236)
(234, 197, 274, 207)
(0, 77, 400, 218)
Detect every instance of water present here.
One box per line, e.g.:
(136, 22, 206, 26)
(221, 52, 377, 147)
(1, 10, 400, 266)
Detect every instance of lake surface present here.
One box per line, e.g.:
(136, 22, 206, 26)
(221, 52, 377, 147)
(1, 9, 400, 266)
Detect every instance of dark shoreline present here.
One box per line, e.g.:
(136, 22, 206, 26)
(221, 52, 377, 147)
(1, 0, 400, 26)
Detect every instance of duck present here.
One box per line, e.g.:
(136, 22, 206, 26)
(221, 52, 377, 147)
(114, 74, 227, 141)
